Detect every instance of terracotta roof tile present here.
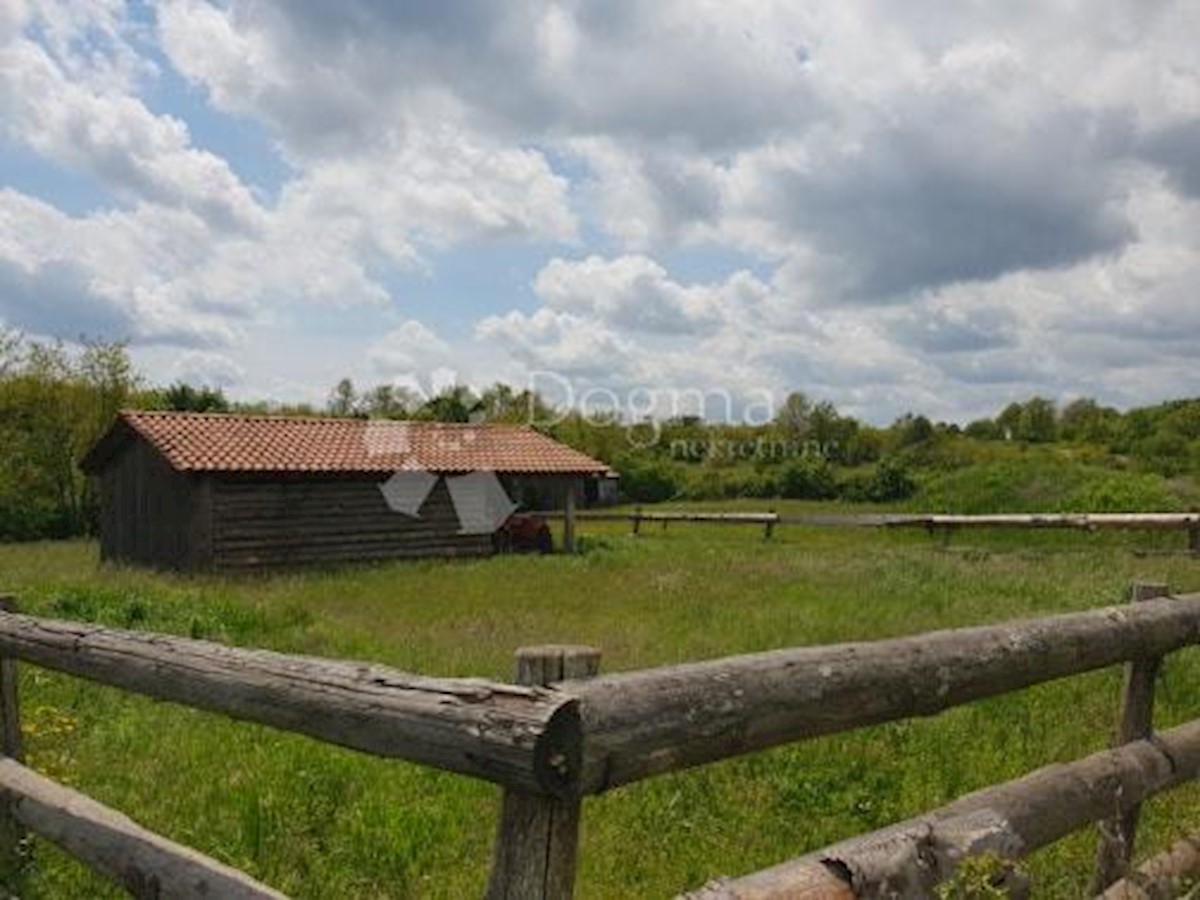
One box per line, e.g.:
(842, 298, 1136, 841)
(87, 411, 612, 476)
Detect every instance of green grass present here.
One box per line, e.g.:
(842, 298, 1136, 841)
(3, 510, 1200, 897)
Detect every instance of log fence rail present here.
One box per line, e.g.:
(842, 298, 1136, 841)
(2, 584, 1200, 896)
(540, 508, 1200, 548)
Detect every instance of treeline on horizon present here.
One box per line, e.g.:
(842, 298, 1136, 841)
(1, 333, 1197, 541)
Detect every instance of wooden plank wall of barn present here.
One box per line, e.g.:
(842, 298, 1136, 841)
(98, 440, 198, 570)
(208, 475, 493, 571)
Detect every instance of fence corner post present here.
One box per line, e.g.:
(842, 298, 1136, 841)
(1091, 580, 1170, 893)
(0, 594, 26, 890)
(486, 645, 600, 900)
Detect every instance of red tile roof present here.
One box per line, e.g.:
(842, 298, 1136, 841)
(82, 411, 613, 476)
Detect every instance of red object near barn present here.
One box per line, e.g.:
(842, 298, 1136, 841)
(494, 514, 554, 554)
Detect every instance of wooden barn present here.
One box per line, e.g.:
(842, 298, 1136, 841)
(80, 411, 612, 571)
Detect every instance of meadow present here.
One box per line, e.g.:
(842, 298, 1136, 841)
(3, 505, 1200, 897)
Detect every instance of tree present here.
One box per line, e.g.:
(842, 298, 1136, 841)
(1059, 398, 1117, 444)
(361, 383, 419, 419)
(965, 418, 1001, 440)
(775, 391, 814, 439)
(1017, 397, 1057, 443)
(0, 329, 20, 378)
(476, 383, 556, 424)
(892, 413, 934, 447)
(161, 382, 230, 413)
(327, 378, 359, 417)
(0, 337, 138, 538)
(419, 385, 479, 422)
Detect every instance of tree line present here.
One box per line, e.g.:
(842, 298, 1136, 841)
(1, 329, 1198, 540)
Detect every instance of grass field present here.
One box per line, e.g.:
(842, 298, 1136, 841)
(3, 504, 1200, 897)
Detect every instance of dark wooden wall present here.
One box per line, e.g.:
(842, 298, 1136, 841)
(208, 474, 492, 571)
(97, 440, 205, 570)
(93, 438, 592, 571)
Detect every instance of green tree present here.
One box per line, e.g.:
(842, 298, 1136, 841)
(419, 385, 479, 422)
(327, 378, 359, 417)
(161, 382, 230, 413)
(775, 391, 814, 440)
(1017, 397, 1057, 442)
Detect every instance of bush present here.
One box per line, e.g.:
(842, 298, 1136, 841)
(780, 458, 837, 500)
(866, 458, 917, 502)
(617, 457, 682, 503)
(1068, 473, 1181, 512)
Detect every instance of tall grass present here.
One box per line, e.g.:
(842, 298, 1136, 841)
(2, 515, 1200, 897)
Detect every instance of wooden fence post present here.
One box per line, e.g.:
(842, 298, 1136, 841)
(1092, 580, 1170, 893)
(487, 645, 600, 900)
(0, 594, 25, 889)
(1189, 526, 1200, 556)
(632, 507, 642, 536)
(563, 483, 577, 554)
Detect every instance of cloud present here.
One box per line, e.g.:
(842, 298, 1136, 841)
(1140, 121, 1200, 198)
(0, 256, 132, 339)
(533, 255, 731, 335)
(170, 350, 246, 387)
(1, 0, 1199, 423)
(0, 25, 264, 230)
(367, 320, 454, 376)
(476, 308, 638, 380)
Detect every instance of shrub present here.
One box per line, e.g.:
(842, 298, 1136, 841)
(780, 458, 837, 500)
(617, 457, 681, 503)
(866, 457, 917, 502)
(1068, 473, 1180, 512)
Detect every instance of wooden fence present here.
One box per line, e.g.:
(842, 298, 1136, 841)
(3, 585, 1200, 896)
(544, 509, 1200, 549)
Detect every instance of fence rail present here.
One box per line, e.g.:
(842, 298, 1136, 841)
(1, 584, 1200, 897)
(540, 508, 1200, 548)
(570, 591, 1200, 793)
(0, 611, 580, 796)
(690, 717, 1200, 898)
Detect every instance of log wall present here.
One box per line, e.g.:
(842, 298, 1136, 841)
(209, 474, 492, 571)
(96, 439, 206, 570)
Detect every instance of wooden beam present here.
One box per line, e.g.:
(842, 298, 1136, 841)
(563, 482, 577, 554)
(488, 646, 600, 900)
(569, 593, 1200, 794)
(536, 510, 1200, 532)
(0, 612, 582, 796)
(0, 595, 23, 890)
(1093, 581, 1171, 892)
(1097, 831, 1200, 899)
(0, 757, 286, 899)
(689, 717, 1200, 898)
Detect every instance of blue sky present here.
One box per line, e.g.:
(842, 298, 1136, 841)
(1, 1, 1199, 424)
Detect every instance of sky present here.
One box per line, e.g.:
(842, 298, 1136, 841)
(1, 0, 1199, 424)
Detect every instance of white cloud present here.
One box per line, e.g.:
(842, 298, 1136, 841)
(533, 255, 731, 335)
(170, 350, 245, 387)
(0, 26, 263, 230)
(2, 0, 1200, 422)
(367, 320, 454, 377)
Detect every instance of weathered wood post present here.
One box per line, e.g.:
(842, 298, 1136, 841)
(632, 506, 642, 536)
(764, 510, 776, 541)
(487, 645, 600, 900)
(562, 481, 577, 554)
(0, 595, 25, 889)
(1092, 580, 1170, 892)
